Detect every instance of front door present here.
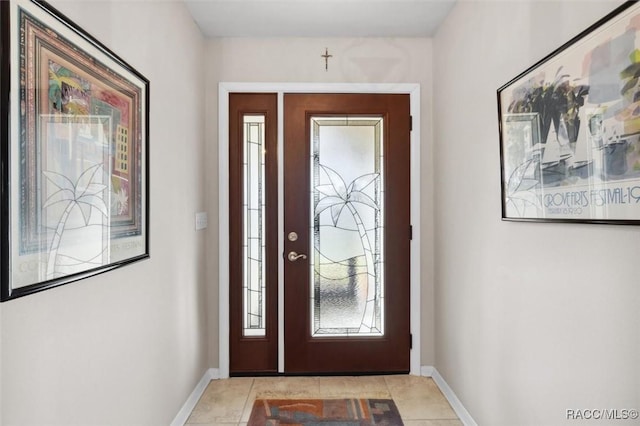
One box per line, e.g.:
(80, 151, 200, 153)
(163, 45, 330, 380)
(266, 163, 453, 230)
(283, 93, 411, 374)
(229, 93, 411, 375)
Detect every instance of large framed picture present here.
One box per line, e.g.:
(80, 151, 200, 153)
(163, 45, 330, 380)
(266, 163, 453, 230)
(498, 1, 640, 224)
(0, 0, 149, 301)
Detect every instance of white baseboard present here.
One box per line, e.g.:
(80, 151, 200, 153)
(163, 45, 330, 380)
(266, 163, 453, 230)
(421, 365, 477, 426)
(420, 365, 435, 377)
(170, 368, 219, 426)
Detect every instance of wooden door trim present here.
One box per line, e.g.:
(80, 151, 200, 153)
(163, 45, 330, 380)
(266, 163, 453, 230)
(218, 83, 422, 378)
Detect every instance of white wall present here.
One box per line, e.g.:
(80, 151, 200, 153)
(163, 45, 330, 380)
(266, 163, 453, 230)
(204, 37, 436, 366)
(433, 1, 640, 425)
(1, 1, 208, 424)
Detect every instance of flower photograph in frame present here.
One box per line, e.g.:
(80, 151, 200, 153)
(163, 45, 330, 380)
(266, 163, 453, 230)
(498, 1, 640, 224)
(1, 0, 149, 301)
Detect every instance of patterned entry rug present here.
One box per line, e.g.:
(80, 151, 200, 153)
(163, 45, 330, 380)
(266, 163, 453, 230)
(247, 398, 404, 425)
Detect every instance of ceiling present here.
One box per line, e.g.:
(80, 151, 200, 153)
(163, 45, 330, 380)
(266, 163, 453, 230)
(183, 0, 457, 38)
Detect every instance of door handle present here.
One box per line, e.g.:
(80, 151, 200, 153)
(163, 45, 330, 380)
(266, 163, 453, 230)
(287, 251, 307, 262)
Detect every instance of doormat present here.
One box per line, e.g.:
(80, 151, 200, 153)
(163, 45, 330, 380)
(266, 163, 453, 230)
(247, 398, 404, 425)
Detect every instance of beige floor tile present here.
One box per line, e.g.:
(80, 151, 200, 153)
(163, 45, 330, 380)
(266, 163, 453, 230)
(249, 376, 321, 398)
(240, 376, 321, 422)
(186, 375, 461, 425)
(241, 398, 257, 424)
(385, 376, 457, 420)
(186, 377, 253, 424)
(185, 423, 238, 426)
(318, 375, 391, 398)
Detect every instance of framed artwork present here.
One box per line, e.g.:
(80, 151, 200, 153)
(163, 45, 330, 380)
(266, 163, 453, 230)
(0, 0, 149, 301)
(498, 1, 640, 224)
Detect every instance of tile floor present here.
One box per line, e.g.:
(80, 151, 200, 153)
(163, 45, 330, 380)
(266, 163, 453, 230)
(185, 375, 462, 425)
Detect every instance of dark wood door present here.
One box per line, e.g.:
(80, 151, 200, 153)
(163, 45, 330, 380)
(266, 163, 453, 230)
(283, 93, 411, 374)
(229, 93, 278, 374)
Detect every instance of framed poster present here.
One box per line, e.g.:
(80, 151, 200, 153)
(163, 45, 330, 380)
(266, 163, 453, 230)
(0, 0, 149, 301)
(498, 1, 640, 224)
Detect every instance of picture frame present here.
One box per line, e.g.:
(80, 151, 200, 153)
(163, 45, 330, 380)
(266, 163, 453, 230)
(498, 1, 640, 224)
(1, 0, 149, 301)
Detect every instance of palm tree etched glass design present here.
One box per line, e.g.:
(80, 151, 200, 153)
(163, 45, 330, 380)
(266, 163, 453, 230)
(40, 115, 111, 281)
(311, 117, 384, 337)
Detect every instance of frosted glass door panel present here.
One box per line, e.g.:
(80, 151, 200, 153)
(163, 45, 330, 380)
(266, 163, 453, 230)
(310, 117, 384, 337)
(243, 115, 266, 337)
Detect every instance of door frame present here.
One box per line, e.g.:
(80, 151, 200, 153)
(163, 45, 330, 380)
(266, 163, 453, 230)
(218, 82, 421, 378)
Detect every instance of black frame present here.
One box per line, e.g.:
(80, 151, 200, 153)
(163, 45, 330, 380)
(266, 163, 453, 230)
(498, 1, 640, 225)
(1, 0, 150, 301)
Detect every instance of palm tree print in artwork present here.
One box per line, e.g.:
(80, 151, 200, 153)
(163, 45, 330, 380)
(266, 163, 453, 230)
(314, 164, 381, 333)
(43, 163, 109, 280)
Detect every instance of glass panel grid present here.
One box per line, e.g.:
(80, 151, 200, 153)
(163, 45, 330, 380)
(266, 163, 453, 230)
(243, 115, 266, 337)
(310, 116, 384, 338)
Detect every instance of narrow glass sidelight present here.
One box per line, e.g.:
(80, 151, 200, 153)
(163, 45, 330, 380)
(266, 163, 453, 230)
(310, 116, 384, 337)
(243, 115, 266, 337)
